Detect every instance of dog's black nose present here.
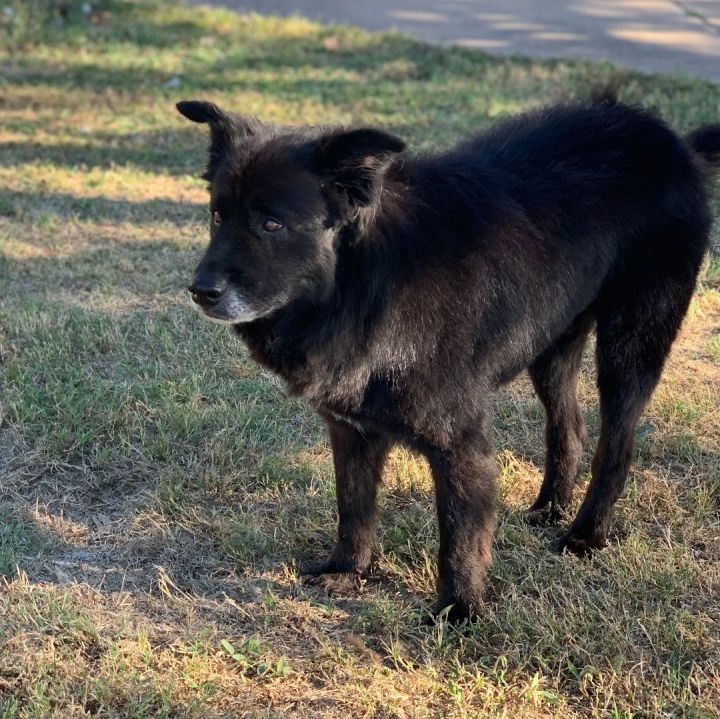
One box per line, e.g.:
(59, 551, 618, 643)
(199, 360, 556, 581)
(188, 276, 227, 307)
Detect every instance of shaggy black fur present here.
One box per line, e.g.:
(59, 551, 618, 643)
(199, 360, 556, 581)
(178, 97, 719, 621)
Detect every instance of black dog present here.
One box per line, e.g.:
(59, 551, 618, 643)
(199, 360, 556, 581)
(178, 97, 719, 621)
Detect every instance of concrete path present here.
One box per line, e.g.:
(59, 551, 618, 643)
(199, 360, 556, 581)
(201, 0, 720, 83)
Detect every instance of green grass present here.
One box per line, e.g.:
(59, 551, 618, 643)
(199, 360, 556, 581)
(1, 1, 719, 717)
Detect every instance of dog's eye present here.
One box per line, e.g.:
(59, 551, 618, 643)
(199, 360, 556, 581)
(212, 210, 221, 226)
(262, 218, 283, 233)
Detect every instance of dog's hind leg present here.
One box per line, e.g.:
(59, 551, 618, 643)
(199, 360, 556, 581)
(304, 416, 390, 594)
(562, 246, 702, 555)
(527, 312, 594, 523)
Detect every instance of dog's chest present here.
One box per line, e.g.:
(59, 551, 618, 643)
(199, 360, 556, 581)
(328, 410, 367, 433)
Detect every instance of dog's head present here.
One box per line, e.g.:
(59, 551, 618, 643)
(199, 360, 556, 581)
(177, 100, 405, 325)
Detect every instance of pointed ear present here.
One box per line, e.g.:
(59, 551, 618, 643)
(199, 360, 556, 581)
(315, 128, 405, 206)
(176, 100, 227, 124)
(177, 100, 259, 181)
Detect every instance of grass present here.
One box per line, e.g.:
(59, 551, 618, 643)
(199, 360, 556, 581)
(1, 1, 719, 716)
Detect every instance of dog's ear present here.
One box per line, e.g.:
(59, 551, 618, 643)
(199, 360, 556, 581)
(176, 100, 228, 125)
(177, 100, 259, 181)
(315, 128, 405, 206)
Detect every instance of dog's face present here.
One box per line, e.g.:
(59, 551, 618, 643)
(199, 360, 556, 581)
(178, 101, 405, 325)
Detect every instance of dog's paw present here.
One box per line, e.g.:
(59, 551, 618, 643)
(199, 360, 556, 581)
(524, 505, 567, 527)
(300, 560, 334, 578)
(425, 601, 478, 627)
(304, 571, 362, 596)
(525, 495, 573, 526)
(556, 530, 608, 557)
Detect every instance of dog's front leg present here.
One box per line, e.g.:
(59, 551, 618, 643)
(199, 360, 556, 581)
(428, 428, 497, 621)
(304, 415, 390, 594)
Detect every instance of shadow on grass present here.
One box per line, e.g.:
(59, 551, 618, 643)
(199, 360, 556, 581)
(0, 253, 559, 639)
(9, 219, 709, 695)
(8, 231, 698, 667)
(4, 279, 713, 707)
(0, 188, 205, 226)
(0, 128, 206, 178)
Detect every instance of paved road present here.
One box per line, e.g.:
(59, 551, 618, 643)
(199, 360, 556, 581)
(200, 0, 720, 82)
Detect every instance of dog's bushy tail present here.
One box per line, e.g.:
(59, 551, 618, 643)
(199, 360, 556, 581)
(687, 125, 720, 168)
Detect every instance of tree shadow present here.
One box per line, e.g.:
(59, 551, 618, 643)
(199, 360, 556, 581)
(0, 188, 205, 226)
(0, 128, 206, 178)
(0, 242, 556, 639)
(4, 245, 713, 696)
